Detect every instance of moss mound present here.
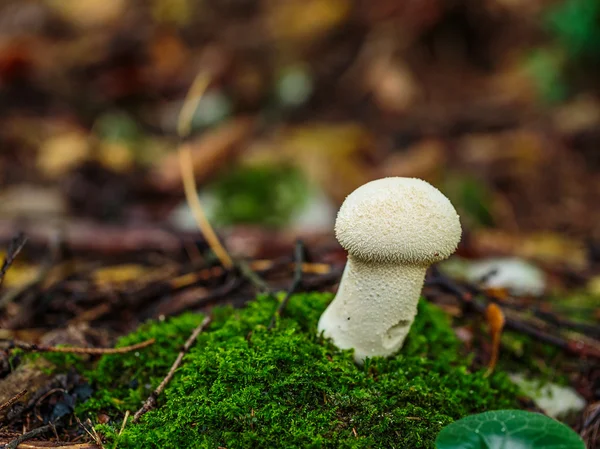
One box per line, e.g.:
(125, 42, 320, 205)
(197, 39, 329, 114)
(79, 293, 518, 448)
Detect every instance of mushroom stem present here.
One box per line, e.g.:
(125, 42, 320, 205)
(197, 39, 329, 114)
(318, 257, 427, 363)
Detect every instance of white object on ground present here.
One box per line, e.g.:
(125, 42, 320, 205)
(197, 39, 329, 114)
(466, 257, 546, 296)
(318, 177, 462, 363)
(510, 373, 586, 419)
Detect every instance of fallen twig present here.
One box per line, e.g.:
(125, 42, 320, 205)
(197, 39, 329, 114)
(533, 309, 600, 339)
(132, 315, 212, 423)
(237, 261, 270, 293)
(1, 339, 155, 355)
(0, 389, 27, 413)
(269, 240, 305, 329)
(177, 71, 233, 270)
(0, 232, 61, 315)
(178, 144, 233, 269)
(112, 410, 130, 449)
(6, 424, 53, 449)
(425, 272, 600, 360)
(0, 439, 98, 449)
(0, 233, 27, 289)
(76, 417, 104, 449)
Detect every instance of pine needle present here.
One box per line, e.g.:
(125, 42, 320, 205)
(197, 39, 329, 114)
(176, 72, 233, 269)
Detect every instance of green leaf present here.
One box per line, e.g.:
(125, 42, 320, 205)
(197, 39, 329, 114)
(545, 0, 600, 60)
(436, 410, 585, 449)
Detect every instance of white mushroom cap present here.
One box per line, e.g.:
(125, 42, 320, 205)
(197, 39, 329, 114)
(335, 177, 462, 265)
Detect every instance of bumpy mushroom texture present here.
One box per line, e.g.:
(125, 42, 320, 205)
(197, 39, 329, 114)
(318, 177, 461, 363)
(335, 178, 461, 265)
(318, 260, 427, 362)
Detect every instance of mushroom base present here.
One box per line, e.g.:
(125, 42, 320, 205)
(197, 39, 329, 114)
(317, 257, 427, 363)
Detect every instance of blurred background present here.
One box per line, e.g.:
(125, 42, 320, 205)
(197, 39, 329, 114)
(1, 2, 600, 442)
(0, 0, 599, 274)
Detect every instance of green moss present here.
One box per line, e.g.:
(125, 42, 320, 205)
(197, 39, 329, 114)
(78, 312, 209, 415)
(78, 294, 518, 448)
(208, 164, 308, 228)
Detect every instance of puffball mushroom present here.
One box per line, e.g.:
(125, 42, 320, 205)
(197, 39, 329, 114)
(318, 177, 462, 363)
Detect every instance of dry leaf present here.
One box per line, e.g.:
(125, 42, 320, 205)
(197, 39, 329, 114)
(267, 0, 351, 44)
(45, 0, 126, 28)
(0, 252, 38, 288)
(97, 142, 134, 172)
(37, 130, 90, 179)
(92, 264, 149, 287)
(380, 139, 445, 181)
(471, 230, 588, 271)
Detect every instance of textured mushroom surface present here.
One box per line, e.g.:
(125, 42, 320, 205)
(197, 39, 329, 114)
(319, 177, 462, 363)
(335, 177, 462, 265)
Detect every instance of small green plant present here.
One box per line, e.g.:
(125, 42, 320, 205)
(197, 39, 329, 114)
(435, 409, 585, 449)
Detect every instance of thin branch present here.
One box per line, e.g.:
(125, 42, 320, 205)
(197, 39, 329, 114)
(0, 441, 98, 449)
(178, 145, 233, 269)
(76, 417, 105, 449)
(0, 233, 27, 289)
(177, 72, 211, 139)
(6, 424, 52, 449)
(461, 274, 600, 337)
(533, 309, 600, 338)
(0, 233, 60, 312)
(0, 389, 27, 413)
(425, 273, 600, 359)
(269, 240, 305, 329)
(583, 404, 600, 430)
(112, 410, 130, 449)
(237, 260, 270, 293)
(176, 71, 233, 269)
(1, 339, 155, 355)
(132, 315, 212, 423)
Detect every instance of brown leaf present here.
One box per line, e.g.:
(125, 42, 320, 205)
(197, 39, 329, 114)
(266, 0, 351, 44)
(151, 117, 256, 191)
(471, 230, 588, 271)
(380, 139, 445, 181)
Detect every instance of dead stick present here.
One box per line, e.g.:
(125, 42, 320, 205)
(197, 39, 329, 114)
(132, 315, 212, 423)
(0, 233, 27, 289)
(0, 442, 98, 449)
(1, 339, 155, 355)
(0, 389, 27, 413)
(0, 233, 60, 312)
(426, 274, 600, 359)
(6, 424, 52, 449)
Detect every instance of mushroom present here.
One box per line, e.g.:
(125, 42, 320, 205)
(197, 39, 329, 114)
(318, 177, 462, 363)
